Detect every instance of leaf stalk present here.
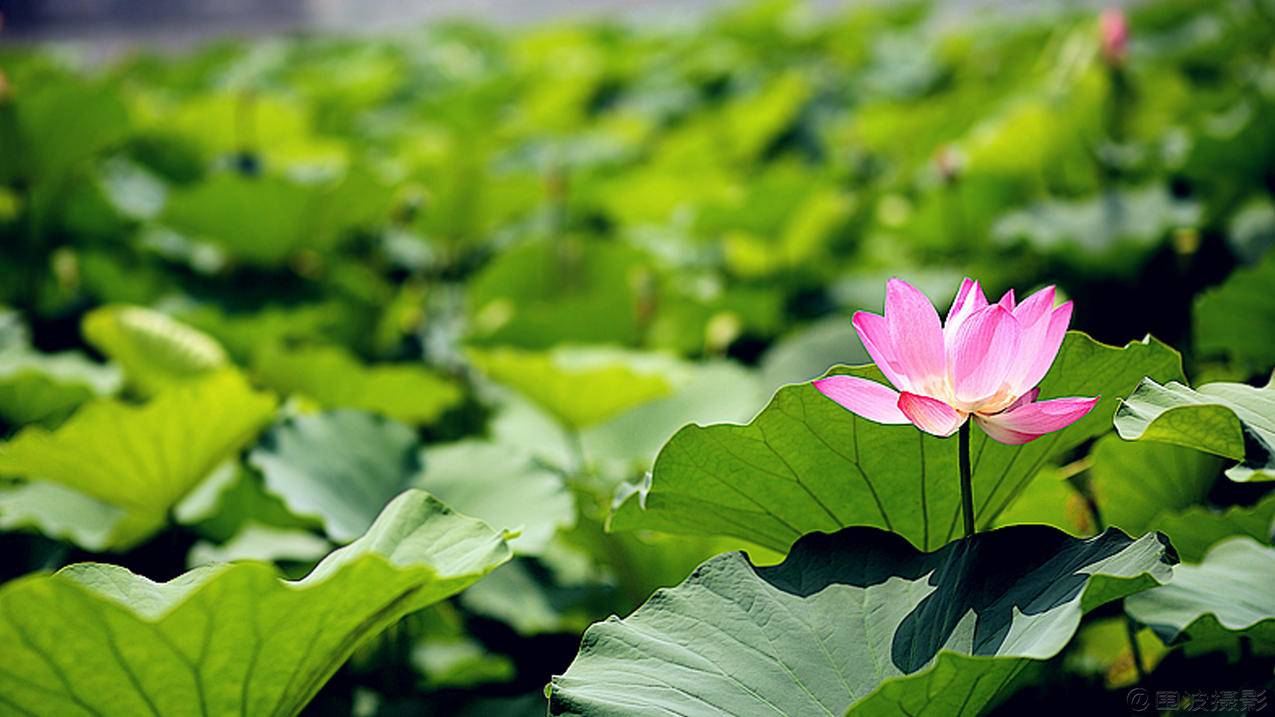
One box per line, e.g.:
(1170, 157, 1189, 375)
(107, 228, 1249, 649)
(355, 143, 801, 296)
(959, 421, 975, 537)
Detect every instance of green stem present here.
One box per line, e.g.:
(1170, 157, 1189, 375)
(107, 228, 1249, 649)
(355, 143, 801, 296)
(564, 426, 587, 479)
(959, 421, 975, 538)
(1124, 612, 1147, 683)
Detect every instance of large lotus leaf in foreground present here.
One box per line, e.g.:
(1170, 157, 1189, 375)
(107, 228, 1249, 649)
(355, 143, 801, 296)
(1126, 537, 1275, 651)
(549, 524, 1175, 717)
(0, 490, 511, 716)
(1114, 374, 1275, 481)
(611, 333, 1181, 551)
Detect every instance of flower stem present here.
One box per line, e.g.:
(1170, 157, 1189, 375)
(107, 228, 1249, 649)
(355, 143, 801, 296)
(959, 421, 975, 538)
(1124, 612, 1147, 683)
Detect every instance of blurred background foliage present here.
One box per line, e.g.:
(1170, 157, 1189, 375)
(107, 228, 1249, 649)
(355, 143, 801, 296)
(1, 0, 1274, 713)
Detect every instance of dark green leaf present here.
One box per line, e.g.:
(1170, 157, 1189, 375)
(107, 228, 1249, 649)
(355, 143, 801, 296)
(549, 524, 1175, 716)
(1152, 492, 1275, 563)
(1193, 250, 1275, 369)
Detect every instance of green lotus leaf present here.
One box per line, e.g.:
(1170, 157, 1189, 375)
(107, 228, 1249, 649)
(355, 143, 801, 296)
(465, 239, 651, 349)
(460, 531, 783, 639)
(254, 344, 461, 425)
(611, 332, 1182, 552)
(413, 635, 516, 691)
(177, 464, 318, 545)
(1114, 374, 1275, 481)
(1152, 492, 1275, 563)
(486, 358, 765, 472)
(0, 371, 277, 548)
(1065, 617, 1167, 689)
(415, 439, 575, 555)
(0, 480, 153, 552)
(1088, 435, 1222, 535)
(458, 559, 599, 637)
(992, 185, 1199, 277)
(174, 301, 355, 364)
(249, 413, 576, 554)
(758, 314, 870, 392)
(0, 348, 121, 426)
(82, 304, 228, 397)
(408, 604, 517, 691)
(161, 173, 313, 265)
(991, 465, 1090, 536)
(994, 436, 1259, 562)
(549, 524, 1175, 716)
(581, 360, 768, 468)
(1126, 537, 1275, 651)
(186, 522, 331, 570)
(249, 410, 421, 543)
(1224, 197, 1275, 264)
(0, 490, 511, 716)
(160, 171, 382, 266)
(470, 346, 673, 430)
(1081, 435, 1275, 564)
(9, 77, 130, 181)
(1194, 250, 1275, 369)
(160, 92, 312, 164)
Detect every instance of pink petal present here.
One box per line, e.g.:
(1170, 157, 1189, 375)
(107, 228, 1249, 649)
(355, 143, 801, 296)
(1004, 288, 1058, 393)
(884, 278, 946, 390)
(972, 416, 1038, 445)
(943, 278, 988, 347)
(852, 311, 910, 392)
(898, 392, 967, 437)
(1012, 286, 1055, 328)
(997, 289, 1016, 311)
(1009, 301, 1073, 395)
(974, 395, 1099, 445)
(1003, 387, 1040, 413)
(813, 376, 908, 424)
(949, 305, 1021, 406)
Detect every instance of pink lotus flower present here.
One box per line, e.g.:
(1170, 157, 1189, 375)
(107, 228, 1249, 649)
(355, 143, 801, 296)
(814, 278, 1098, 445)
(1099, 9, 1129, 65)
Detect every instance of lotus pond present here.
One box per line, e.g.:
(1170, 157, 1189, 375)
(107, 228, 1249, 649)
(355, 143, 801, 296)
(0, 1, 1273, 715)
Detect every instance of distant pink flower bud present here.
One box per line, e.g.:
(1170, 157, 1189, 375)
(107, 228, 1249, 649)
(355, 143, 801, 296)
(813, 278, 1098, 444)
(1100, 9, 1128, 65)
